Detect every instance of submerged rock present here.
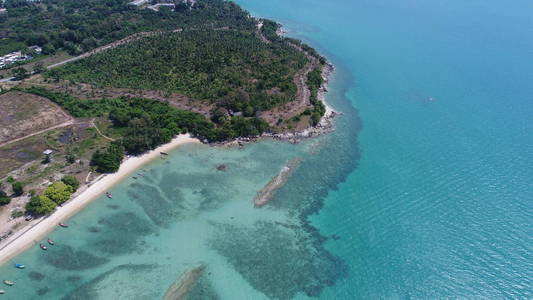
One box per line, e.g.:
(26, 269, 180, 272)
(254, 158, 301, 207)
(163, 265, 206, 300)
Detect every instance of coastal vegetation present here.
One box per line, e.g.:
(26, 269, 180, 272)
(11, 181, 23, 196)
(0, 0, 256, 56)
(306, 67, 326, 126)
(61, 175, 79, 191)
(0, 191, 10, 206)
(19, 87, 268, 172)
(90, 143, 124, 173)
(22, 87, 268, 143)
(43, 181, 73, 205)
(25, 180, 75, 215)
(46, 29, 307, 113)
(25, 194, 56, 215)
(0, 0, 330, 225)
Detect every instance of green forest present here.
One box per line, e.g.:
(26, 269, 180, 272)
(46, 29, 307, 114)
(21, 86, 269, 152)
(0, 0, 256, 55)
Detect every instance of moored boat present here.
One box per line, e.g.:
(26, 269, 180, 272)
(3, 280, 14, 286)
(14, 264, 25, 269)
(39, 243, 47, 251)
(59, 223, 68, 228)
(47, 239, 55, 245)
(0, 289, 5, 294)
(105, 192, 112, 199)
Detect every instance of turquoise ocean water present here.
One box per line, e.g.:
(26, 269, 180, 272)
(1, 0, 532, 298)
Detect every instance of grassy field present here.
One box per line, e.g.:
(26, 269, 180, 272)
(0, 122, 108, 180)
(0, 91, 72, 144)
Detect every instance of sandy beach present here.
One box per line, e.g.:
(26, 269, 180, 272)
(0, 134, 199, 267)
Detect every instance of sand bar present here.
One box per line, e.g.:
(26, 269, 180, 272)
(0, 134, 199, 267)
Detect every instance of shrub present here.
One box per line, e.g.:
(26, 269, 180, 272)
(12, 181, 24, 196)
(43, 182, 73, 205)
(26, 195, 57, 216)
(61, 175, 80, 191)
(11, 210, 23, 218)
(0, 191, 10, 206)
(91, 143, 124, 173)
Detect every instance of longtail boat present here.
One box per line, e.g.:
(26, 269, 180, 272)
(39, 244, 47, 251)
(59, 223, 68, 228)
(3, 280, 14, 286)
(47, 239, 55, 245)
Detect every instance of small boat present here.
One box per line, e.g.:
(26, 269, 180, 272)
(59, 223, 68, 228)
(39, 244, 47, 251)
(105, 192, 112, 199)
(132, 176, 138, 180)
(0, 289, 5, 294)
(14, 264, 25, 269)
(3, 280, 14, 286)
(47, 239, 55, 245)
(160, 152, 169, 156)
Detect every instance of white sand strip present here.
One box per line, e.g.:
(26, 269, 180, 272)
(0, 134, 199, 267)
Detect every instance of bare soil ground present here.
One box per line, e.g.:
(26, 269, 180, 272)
(0, 121, 110, 240)
(257, 32, 320, 131)
(0, 122, 94, 178)
(24, 78, 215, 117)
(0, 91, 72, 144)
(5, 25, 317, 131)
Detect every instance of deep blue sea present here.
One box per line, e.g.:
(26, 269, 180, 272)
(1, 0, 532, 299)
(234, 0, 533, 298)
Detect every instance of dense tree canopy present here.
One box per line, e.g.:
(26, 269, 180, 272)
(0, 191, 10, 206)
(0, 0, 256, 55)
(11, 181, 24, 196)
(43, 181, 73, 205)
(91, 143, 124, 173)
(23, 87, 270, 146)
(306, 67, 326, 126)
(61, 175, 80, 191)
(47, 29, 307, 113)
(26, 195, 57, 215)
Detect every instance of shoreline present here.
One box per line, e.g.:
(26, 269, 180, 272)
(0, 17, 336, 268)
(226, 62, 337, 146)
(0, 134, 199, 267)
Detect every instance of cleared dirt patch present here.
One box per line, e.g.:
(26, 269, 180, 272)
(0, 122, 94, 178)
(0, 91, 72, 144)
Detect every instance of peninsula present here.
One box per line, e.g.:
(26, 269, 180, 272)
(0, 0, 334, 268)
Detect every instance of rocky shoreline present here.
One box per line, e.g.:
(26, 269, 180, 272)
(266, 62, 337, 143)
(220, 62, 337, 147)
(254, 158, 302, 207)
